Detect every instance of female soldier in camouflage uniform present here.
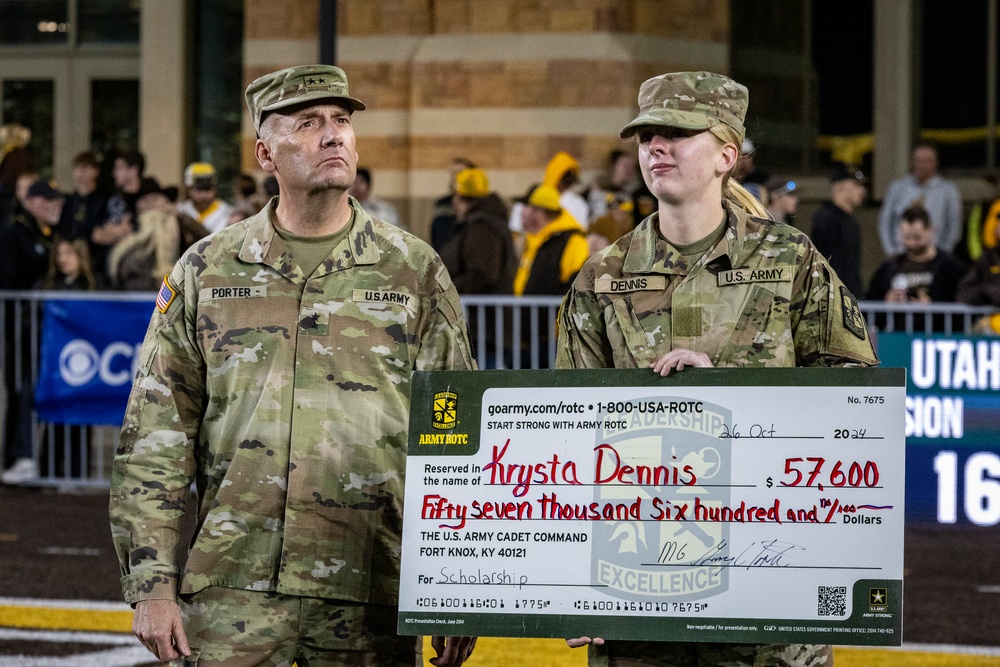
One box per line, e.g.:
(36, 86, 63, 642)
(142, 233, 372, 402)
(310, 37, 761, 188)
(556, 72, 878, 667)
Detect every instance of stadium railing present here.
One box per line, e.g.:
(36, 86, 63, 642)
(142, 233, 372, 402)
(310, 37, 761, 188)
(0, 291, 994, 488)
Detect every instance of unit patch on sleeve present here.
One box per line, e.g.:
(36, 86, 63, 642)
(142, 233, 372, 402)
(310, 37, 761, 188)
(840, 286, 867, 340)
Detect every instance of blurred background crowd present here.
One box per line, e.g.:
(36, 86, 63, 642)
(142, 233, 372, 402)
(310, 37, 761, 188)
(5, 0, 1000, 487)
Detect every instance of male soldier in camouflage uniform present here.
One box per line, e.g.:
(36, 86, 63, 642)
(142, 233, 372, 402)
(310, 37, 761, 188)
(557, 72, 878, 666)
(110, 65, 476, 667)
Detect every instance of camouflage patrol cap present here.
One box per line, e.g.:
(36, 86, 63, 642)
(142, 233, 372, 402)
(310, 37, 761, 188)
(619, 71, 748, 141)
(245, 64, 366, 134)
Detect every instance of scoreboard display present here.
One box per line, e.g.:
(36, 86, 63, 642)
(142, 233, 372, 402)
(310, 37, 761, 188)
(878, 333, 1000, 527)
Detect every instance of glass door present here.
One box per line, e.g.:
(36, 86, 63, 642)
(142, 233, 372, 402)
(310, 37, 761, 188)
(1, 55, 138, 188)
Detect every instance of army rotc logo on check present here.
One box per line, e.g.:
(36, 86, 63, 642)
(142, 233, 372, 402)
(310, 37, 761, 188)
(432, 391, 458, 430)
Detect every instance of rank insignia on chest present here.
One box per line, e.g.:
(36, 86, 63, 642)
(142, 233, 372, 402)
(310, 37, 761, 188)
(840, 286, 866, 340)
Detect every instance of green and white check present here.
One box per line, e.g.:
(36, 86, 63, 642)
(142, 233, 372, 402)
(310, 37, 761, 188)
(398, 368, 904, 646)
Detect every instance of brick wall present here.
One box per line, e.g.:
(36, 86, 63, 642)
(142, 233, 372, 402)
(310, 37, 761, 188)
(243, 0, 731, 237)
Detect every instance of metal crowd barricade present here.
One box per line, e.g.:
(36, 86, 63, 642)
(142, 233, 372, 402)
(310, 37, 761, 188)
(0, 290, 995, 488)
(860, 301, 994, 337)
(0, 290, 155, 489)
(461, 295, 564, 370)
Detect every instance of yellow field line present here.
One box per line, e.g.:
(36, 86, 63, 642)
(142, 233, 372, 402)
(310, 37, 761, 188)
(422, 637, 1000, 667)
(0, 598, 133, 634)
(836, 647, 1000, 667)
(2, 602, 996, 667)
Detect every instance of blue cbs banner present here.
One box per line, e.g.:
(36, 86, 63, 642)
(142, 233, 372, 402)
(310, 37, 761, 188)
(35, 298, 155, 426)
(878, 332, 1000, 527)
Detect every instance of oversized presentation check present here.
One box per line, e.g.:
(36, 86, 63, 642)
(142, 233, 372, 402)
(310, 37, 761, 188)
(397, 368, 905, 646)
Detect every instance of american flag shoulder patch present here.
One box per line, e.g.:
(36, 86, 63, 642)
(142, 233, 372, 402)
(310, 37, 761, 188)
(155, 276, 178, 313)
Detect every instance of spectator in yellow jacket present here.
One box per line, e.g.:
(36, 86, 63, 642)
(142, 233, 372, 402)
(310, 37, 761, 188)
(514, 184, 589, 296)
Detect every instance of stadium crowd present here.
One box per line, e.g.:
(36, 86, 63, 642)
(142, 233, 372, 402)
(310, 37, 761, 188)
(2, 119, 1000, 487)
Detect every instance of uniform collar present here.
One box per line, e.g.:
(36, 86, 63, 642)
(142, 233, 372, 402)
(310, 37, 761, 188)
(238, 196, 381, 283)
(622, 202, 767, 275)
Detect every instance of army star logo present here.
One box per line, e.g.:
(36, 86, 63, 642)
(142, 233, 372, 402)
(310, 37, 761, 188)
(840, 286, 866, 340)
(869, 587, 888, 610)
(432, 391, 458, 430)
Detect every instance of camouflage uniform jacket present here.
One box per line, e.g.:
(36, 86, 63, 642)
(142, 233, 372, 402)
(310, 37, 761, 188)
(557, 204, 878, 369)
(110, 198, 474, 606)
(557, 204, 874, 666)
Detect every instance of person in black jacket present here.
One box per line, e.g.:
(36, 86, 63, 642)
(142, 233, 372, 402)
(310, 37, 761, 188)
(0, 179, 63, 484)
(514, 184, 589, 296)
(438, 167, 516, 295)
(437, 167, 516, 367)
(0, 179, 61, 289)
(811, 164, 867, 296)
(58, 151, 108, 242)
(866, 204, 967, 303)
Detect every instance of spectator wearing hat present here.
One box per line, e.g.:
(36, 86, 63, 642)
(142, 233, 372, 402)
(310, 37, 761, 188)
(514, 184, 588, 296)
(0, 179, 61, 289)
(438, 167, 515, 296)
(0, 179, 63, 486)
(510, 151, 591, 234)
(439, 168, 516, 368)
(177, 162, 232, 234)
(764, 175, 799, 225)
(348, 166, 403, 229)
(514, 184, 588, 368)
(811, 165, 868, 296)
(430, 157, 476, 252)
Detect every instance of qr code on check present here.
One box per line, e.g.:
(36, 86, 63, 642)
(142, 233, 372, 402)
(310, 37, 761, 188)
(817, 586, 847, 616)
